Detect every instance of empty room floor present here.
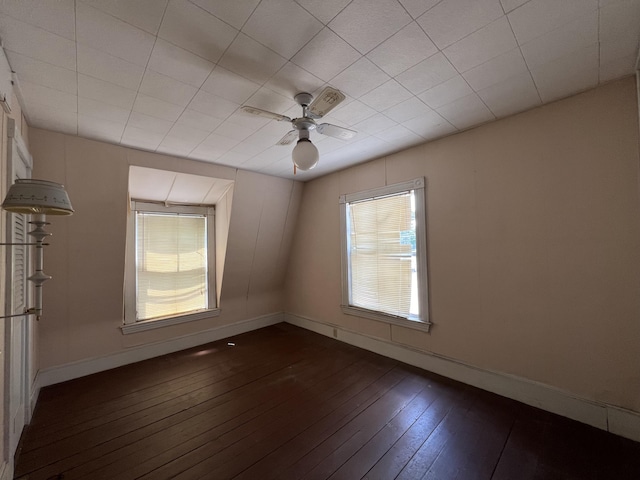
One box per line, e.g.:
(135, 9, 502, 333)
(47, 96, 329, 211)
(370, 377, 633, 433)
(14, 323, 640, 479)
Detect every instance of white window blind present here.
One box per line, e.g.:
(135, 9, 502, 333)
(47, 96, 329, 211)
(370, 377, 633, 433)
(347, 192, 414, 318)
(136, 212, 208, 321)
(340, 178, 430, 331)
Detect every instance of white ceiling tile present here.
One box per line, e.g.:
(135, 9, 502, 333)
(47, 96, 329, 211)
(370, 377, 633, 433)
(384, 97, 433, 122)
(0, 16, 76, 70)
(156, 136, 199, 157)
(78, 97, 130, 124)
(367, 22, 438, 77)
(201, 67, 261, 105)
(158, 0, 238, 63)
(329, 99, 377, 125)
(291, 28, 361, 82)
(329, 0, 412, 54)
(359, 80, 413, 111)
(189, 0, 261, 30)
(443, 17, 517, 72)
(417, 0, 504, 49)
(27, 103, 78, 135)
(243, 0, 323, 59)
(213, 120, 254, 142)
(127, 111, 174, 135)
(189, 144, 226, 162)
(462, 48, 528, 91)
(508, 0, 598, 45)
(500, 0, 530, 12)
(78, 74, 137, 110)
(76, 2, 155, 66)
(188, 90, 240, 120)
(477, 71, 541, 117)
(6, 50, 77, 95)
(402, 111, 457, 139)
(139, 70, 198, 107)
(353, 113, 398, 135)
(215, 151, 252, 167)
(168, 174, 218, 203)
(599, 53, 637, 82)
(294, 0, 352, 23)
(436, 93, 495, 129)
(82, 0, 169, 34)
(331, 57, 391, 98)
(520, 11, 598, 69)
(375, 124, 421, 143)
(200, 132, 242, 150)
(264, 62, 324, 99)
(20, 80, 77, 112)
(599, 0, 640, 41)
(222, 111, 272, 132)
(399, 0, 442, 19)
(121, 126, 164, 150)
(396, 52, 458, 94)
(0, 0, 75, 40)
(530, 43, 599, 102)
(133, 94, 185, 122)
(77, 44, 145, 90)
(418, 75, 474, 109)
(77, 114, 126, 143)
(600, 32, 639, 67)
(148, 39, 215, 88)
(218, 33, 288, 84)
(176, 109, 224, 132)
(244, 87, 297, 116)
(129, 167, 176, 202)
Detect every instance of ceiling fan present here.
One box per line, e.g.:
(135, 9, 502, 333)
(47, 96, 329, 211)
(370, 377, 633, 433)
(241, 87, 356, 172)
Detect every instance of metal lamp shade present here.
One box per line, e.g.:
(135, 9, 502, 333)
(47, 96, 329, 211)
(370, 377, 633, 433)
(2, 179, 74, 215)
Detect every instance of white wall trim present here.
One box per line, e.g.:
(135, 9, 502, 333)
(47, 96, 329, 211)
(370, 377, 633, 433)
(284, 313, 640, 443)
(35, 312, 284, 390)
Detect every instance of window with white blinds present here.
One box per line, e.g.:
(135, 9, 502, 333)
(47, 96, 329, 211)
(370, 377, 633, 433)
(125, 202, 216, 326)
(340, 178, 431, 331)
(136, 212, 208, 320)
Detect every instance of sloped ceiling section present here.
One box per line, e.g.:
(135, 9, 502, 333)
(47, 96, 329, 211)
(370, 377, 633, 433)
(1, 0, 639, 181)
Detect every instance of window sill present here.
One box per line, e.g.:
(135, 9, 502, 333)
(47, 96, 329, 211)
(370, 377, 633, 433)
(121, 308, 221, 335)
(341, 305, 432, 333)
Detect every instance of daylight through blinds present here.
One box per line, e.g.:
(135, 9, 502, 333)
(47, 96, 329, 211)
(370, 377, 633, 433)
(136, 213, 207, 320)
(347, 191, 414, 318)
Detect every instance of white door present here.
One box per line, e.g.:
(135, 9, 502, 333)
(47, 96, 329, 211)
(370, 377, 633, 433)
(4, 117, 32, 460)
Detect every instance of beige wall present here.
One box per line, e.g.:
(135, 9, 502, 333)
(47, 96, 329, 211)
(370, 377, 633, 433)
(29, 131, 303, 369)
(286, 77, 640, 413)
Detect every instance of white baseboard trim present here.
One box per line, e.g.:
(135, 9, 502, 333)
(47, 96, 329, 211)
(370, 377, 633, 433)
(285, 313, 640, 443)
(35, 312, 284, 390)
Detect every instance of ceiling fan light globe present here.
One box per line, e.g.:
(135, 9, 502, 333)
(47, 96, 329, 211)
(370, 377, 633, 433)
(292, 138, 319, 171)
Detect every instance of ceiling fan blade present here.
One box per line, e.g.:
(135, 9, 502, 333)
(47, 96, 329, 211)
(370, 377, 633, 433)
(317, 123, 357, 140)
(276, 130, 298, 145)
(307, 87, 346, 118)
(241, 105, 291, 122)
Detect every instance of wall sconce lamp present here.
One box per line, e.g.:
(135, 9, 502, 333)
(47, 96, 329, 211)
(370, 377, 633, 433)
(0, 179, 74, 320)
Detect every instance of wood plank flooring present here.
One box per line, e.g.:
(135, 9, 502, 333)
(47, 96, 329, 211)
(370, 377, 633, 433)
(15, 323, 640, 479)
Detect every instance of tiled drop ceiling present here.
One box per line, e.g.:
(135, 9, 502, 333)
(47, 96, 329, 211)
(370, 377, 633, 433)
(0, 0, 638, 181)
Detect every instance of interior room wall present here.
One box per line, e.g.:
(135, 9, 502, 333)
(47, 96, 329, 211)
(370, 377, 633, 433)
(285, 76, 640, 414)
(28, 131, 303, 370)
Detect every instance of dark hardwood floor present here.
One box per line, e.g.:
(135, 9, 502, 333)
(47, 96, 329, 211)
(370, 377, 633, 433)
(15, 323, 640, 479)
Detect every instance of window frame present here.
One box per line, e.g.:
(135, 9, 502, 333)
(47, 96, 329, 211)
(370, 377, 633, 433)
(339, 177, 431, 332)
(122, 200, 220, 334)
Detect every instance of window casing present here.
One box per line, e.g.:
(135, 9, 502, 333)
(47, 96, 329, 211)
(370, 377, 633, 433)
(123, 201, 219, 333)
(340, 178, 430, 332)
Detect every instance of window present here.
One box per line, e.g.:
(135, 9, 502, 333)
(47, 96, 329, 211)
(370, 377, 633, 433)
(340, 178, 430, 331)
(123, 201, 219, 332)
